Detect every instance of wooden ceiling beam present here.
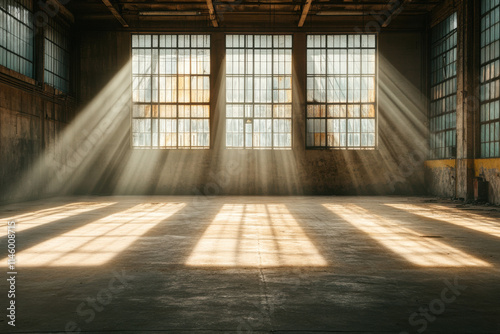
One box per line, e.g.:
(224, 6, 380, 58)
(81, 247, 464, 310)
(382, 0, 412, 28)
(52, 0, 75, 24)
(101, 0, 129, 27)
(298, 0, 312, 27)
(206, 0, 219, 27)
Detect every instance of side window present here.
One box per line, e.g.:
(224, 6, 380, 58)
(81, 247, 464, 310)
(430, 13, 458, 159)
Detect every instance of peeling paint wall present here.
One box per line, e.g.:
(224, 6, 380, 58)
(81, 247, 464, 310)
(426, 159, 500, 204)
(425, 161, 456, 198)
(475, 159, 500, 204)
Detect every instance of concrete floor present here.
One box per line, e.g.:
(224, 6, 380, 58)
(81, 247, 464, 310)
(1, 196, 500, 333)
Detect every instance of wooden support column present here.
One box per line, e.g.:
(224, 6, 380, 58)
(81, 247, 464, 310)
(210, 32, 225, 151)
(33, 1, 46, 154)
(456, 0, 476, 200)
(292, 32, 306, 153)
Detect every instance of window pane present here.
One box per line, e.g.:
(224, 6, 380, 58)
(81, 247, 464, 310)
(480, 3, 500, 157)
(44, 18, 70, 92)
(430, 13, 458, 159)
(307, 34, 377, 149)
(132, 34, 210, 149)
(0, 0, 34, 78)
(226, 35, 292, 149)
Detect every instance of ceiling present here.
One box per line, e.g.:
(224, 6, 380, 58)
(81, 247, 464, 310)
(65, 0, 445, 30)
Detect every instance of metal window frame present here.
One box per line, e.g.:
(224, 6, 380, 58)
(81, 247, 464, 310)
(225, 34, 293, 150)
(0, 0, 34, 78)
(305, 34, 378, 150)
(480, 1, 500, 158)
(44, 17, 71, 93)
(131, 33, 211, 150)
(429, 12, 458, 160)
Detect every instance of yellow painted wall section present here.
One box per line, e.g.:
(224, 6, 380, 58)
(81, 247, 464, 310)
(475, 159, 500, 177)
(424, 160, 456, 169)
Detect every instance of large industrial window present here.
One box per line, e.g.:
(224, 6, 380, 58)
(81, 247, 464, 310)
(226, 35, 292, 149)
(44, 18, 70, 93)
(430, 13, 457, 159)
(132, 34, 210, 149)
(480, 1, 500, 158)
(306, 35, 376, 149)
(0, 0, 34, 78)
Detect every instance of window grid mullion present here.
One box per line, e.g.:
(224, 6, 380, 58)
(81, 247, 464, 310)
(306, 35, 376, 149)
(189, 37, 192, 149)
(226, 35, 292, 149)
(131, 34, 210, 149)
(248, 36, 251, 148)
(176, 36, 180, 149)
(346, 39, 350, 148)
(480, 1, 500, 158)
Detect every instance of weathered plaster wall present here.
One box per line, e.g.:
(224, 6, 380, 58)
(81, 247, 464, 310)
(475, 159, 500, 205)
(425, 160, 456, 198)
(0, 67, 75, 202)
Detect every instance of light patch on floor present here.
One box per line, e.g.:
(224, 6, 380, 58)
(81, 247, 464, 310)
(7, 202, 185, 266)
(387, 203, 500, 238)
(0, 202, 116, 237)
(185, 203, 328, 267)
(323, 203, 491, 267)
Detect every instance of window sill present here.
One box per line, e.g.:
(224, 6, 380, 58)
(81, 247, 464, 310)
(0, 65, 73, 98)
(0, 65, 36, 86)
(306, 147, 378, 151)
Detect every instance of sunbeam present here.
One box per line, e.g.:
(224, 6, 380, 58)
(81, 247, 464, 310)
(323, 203, 490, 267)
(387, 203, 500, 238)
(8, 60, 132, 200)
(7, 202, 185, 266)
(186, 203, 327, 267)
(0, 202, 115, 237)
